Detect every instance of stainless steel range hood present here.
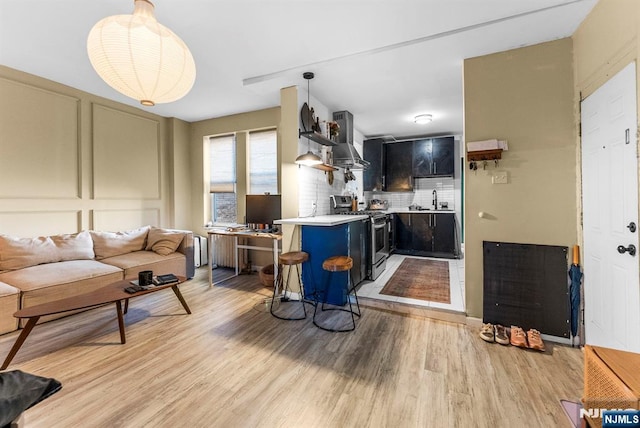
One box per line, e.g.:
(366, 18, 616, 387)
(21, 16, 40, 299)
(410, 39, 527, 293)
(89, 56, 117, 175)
(332, 110, 369, 170)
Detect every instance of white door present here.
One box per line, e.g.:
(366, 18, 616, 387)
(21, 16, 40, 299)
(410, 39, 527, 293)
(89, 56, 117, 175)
(581, 62, 640, 353)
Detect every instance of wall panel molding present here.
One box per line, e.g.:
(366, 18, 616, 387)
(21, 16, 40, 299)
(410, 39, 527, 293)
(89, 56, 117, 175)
(0, 77, 81, 199)
(0, 210, 81, 236)
(91, 103, 161, 200)
(91, 208, 161, 231)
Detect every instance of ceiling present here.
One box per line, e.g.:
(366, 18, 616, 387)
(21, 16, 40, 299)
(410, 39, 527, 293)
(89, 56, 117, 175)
(0, 0, 597, 139)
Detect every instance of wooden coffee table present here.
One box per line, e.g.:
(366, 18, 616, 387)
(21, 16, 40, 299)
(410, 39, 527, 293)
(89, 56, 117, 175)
(1, 277, 190, 370)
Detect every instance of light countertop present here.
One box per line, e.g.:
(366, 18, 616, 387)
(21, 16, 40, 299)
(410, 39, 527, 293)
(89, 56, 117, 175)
(388, 209, 456, 214)
(275, 215, 369, 226)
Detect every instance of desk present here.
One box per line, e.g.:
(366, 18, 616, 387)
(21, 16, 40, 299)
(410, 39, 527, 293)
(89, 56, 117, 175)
(207, 229, 282, 288)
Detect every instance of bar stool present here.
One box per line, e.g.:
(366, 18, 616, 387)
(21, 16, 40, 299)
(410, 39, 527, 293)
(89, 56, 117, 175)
(313, 255, 361, 332)
(270, 251, 309, 320)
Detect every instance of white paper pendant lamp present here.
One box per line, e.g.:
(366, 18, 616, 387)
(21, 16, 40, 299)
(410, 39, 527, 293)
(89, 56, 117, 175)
(87, 0, 196, 106)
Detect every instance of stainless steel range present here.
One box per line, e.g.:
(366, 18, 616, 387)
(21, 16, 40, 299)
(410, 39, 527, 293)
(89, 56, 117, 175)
(330, 195, 389, 280)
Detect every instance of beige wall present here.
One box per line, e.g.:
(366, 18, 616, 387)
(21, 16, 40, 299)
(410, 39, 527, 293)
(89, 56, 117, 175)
(189, 107, 281, 267)
(0, 65, 185, 237)
(463, 38, 577, 318)
(189, 107, 281, 235)
(573, 0, 640, 100)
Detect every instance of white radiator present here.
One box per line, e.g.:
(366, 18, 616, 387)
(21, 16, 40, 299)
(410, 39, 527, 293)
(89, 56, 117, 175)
(194, 235, 208, 267)
(211, 235, 246, 269)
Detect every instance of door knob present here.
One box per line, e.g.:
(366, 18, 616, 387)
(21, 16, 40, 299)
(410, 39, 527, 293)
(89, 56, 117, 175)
(617, 244, 637, 256)
(627, 222, 637, 233)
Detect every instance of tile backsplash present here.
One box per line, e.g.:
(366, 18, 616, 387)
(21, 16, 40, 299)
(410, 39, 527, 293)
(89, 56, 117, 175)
(365, 177, 455, 210)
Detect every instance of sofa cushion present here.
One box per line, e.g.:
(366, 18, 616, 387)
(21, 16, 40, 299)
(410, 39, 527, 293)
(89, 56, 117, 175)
(101, 250, 186, 279)
(0, 281, 19, 298)
(145, 227, 185, 256)
(51, 230, 94, 261)
(0, 282, 20, 335)
(90, 226, 149, 260)
(0, 260, 122, 292)
(0, 235, 58, 271)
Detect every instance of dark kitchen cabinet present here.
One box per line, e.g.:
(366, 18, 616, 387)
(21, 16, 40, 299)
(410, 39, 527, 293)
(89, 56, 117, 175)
(394, 212, 457, 258)
(395, 213, 414, 252)
(363, 138, 384, 191)
(384, 141, 414, 192)
(432, 213, 456, 256)
(413, 137, 455, 178)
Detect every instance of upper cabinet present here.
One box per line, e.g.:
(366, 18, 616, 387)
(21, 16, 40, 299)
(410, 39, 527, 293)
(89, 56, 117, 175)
(364, 136, 455, 191)
(413, 136, 455, 178)
(384, 141, 414, 192)
(363, 138, 384, 191)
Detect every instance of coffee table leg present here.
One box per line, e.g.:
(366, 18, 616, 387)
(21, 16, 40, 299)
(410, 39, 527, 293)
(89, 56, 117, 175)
(171, 285, 192, 314)
(123, 298, 129, 315)
(115, 301, 126, 344)
(1, 316, 40, 370)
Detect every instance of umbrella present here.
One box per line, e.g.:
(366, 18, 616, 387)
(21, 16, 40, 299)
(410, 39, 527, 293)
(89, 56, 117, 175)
(568, 245, 583, 347)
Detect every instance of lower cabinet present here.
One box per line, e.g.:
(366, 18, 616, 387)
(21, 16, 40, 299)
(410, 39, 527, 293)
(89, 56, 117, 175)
(394, 212, 457, 258)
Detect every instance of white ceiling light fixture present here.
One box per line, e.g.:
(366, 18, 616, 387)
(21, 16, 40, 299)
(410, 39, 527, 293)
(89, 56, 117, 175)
(414, 114, 433, 124)
(295, 72, 323, 166)
(87, 0, 196, 107)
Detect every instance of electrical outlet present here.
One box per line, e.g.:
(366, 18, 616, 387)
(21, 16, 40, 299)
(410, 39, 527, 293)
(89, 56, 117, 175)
(493, 171, 508, 184)
(311, 201, 317, 210)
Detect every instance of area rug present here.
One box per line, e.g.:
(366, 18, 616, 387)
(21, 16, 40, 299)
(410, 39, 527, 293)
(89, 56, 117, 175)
(380, 258, 450, 303)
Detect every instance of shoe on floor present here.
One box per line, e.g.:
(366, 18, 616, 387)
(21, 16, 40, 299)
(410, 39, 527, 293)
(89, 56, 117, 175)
(510, 326, 528, 348)
(527, 329, 545, 352)
(494, 324, 510, 345)
(479, 323, 495, 343)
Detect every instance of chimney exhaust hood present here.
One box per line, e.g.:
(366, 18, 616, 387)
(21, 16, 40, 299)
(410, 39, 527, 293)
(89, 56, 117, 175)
(332, 110, 369, 170)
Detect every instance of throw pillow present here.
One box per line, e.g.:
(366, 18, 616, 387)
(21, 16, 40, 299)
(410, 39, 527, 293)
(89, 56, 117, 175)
(90, 226, 150, 260)
(51, 230, 95, 261)
(145, 227, 185, 256)
(0, 235, 58, 271)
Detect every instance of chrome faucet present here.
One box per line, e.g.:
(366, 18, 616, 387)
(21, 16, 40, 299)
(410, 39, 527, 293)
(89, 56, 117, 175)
(432, 190, 438, 210)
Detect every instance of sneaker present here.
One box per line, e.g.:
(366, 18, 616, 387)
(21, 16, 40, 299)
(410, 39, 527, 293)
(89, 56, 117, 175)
(510, 326, 528, 348)
(479, 323, 495, 343)
(527, 329, 545, 352)
(494, 324, 510, 345)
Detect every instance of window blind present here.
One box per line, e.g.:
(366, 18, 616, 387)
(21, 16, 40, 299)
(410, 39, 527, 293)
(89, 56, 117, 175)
(209, 134, 236, 193)
(248, 129, 277, 195)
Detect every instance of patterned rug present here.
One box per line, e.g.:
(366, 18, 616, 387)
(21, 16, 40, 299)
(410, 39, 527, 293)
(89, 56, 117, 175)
(380, 258, 450, 303)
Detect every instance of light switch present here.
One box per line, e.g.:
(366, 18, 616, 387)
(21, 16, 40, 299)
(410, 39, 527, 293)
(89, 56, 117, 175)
(493, 171, 508, 184)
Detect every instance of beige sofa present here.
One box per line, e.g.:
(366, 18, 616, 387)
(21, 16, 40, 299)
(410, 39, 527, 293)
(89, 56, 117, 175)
(0, 226, 194, 333)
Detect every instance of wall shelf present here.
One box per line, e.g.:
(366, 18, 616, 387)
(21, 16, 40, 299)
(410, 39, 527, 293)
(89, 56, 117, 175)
(466, 149, 502, 162)
(311, 163, 338, 172)
(299, 130, 337, 146)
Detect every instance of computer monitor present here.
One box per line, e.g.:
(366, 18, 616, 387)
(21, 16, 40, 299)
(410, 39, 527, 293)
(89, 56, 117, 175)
(245, 194, 281, 231)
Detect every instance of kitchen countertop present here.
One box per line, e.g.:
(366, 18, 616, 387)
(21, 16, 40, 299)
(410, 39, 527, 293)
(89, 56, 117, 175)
(275, 215, 369, 226)
(388, 208, 455, 214)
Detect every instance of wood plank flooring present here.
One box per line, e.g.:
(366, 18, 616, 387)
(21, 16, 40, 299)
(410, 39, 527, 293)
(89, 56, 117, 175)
(0, 267, 583, 427)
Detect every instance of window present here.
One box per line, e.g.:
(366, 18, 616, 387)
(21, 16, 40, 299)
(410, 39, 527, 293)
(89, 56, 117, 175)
(248, 129, 278, 195)
(209, 134, 236, 223)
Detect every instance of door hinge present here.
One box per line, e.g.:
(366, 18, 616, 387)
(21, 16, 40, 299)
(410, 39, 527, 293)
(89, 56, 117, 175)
(625, 128, 630, 144)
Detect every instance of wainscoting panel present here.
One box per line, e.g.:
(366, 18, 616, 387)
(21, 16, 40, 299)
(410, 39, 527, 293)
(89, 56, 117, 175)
(92, 104, 161, 200)
(0, 211, 81, 237)
(91, 209, 160, 231)
(0, 78, 80, 199)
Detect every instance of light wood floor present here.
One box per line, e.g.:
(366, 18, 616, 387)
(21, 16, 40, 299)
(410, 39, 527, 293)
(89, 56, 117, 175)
(0, 267, 583, 428)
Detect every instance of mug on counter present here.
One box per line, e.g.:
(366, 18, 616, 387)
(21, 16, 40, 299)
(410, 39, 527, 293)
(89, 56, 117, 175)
(138, 270, 153, 286)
